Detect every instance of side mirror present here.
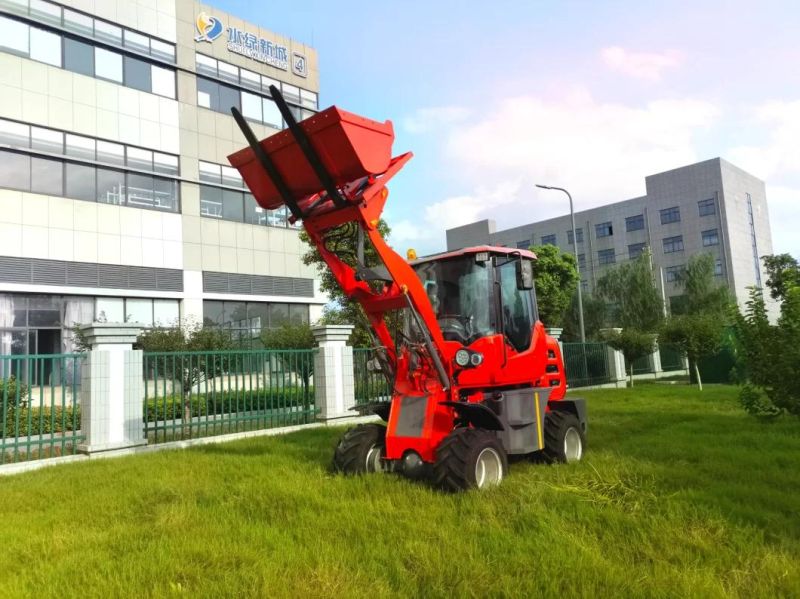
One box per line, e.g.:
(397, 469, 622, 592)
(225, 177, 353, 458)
(516, 259, 534, 290)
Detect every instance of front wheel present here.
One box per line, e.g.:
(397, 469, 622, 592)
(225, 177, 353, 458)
(433, 428, 508, 492)
(542, 411, 586, 463)
(332, 424, 386, 475)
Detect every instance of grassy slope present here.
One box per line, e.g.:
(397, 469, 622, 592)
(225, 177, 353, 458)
(0, 385, 798, 598)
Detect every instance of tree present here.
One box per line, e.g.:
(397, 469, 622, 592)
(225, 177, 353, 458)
(138, 322, 235, 434)
(528, 244, 579, 327)
(300, 220, 392, 346)
(562, 292, 606, 342)
(660, 254, 733, 389)
(596, 251, 663, 386)
(762, 253, 800, 302)
(261, 323, 315, 393)
(734, 261, 800, 417)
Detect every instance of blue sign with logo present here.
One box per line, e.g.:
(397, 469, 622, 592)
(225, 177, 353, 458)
(194, 12, 223, 43)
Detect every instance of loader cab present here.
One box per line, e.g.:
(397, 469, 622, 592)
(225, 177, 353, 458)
(411, 247, 539, 352)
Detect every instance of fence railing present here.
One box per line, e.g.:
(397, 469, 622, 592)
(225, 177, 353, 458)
(562, 342, 612, 388)
(353, 348, 392, 405)
(143, 349, 317, 444)
(1, 353, 84, 464)
(659, 343, 684, 372)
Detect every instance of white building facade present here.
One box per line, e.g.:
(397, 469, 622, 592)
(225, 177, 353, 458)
(0, 0, 326, 356)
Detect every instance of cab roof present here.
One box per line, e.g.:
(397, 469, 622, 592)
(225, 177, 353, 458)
(410, 245, 537, 265)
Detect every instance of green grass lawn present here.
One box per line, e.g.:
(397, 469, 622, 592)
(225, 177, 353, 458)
(1, 384, 798, 598)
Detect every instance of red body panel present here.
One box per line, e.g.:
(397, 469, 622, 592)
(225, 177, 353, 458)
(229, 104, 568, 464)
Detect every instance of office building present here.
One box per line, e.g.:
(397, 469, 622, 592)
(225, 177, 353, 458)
(446, 158, 774, 313)
(0, 0, 325, 357)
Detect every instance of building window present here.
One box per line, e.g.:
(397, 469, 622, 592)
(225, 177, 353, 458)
(662, 235, 684, 254)
(598, 248, 615, 265)
(0, 119, 180, 213)
(665, 265, 685, 283)
(578, 253, 586, 270)
(660, 206, 681, 225)
(625, 214, 645, 232)
(595, 222, 613, 238)
(628, 242, 647, 260)
(702, 229, 719, 247)
(0, 13, 176, 98)
(515, 239, 530, 249)
(95, 297, 180, 327)
(567, 228, 583, 244)
(541, 234, 556, 246)
(203, 300, 310, 344)
(698, 198, 716, 217)
(195, 53, 319, 129)
(714, 259, 723, 277)
(581, 280, 588, 292)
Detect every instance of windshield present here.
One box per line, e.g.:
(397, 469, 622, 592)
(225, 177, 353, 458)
(413, 256, 494, 344)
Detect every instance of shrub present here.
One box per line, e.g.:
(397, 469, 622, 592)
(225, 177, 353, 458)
(3, 405, 80, 437)
(0, 376, 29, 410)
(739, 385, 783, 420)
(144, 387, 315, 422)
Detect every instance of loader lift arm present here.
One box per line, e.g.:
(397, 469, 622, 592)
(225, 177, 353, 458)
(229, 86, 451, 391)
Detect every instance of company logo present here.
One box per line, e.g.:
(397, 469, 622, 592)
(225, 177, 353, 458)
(194, 12, 223, 43)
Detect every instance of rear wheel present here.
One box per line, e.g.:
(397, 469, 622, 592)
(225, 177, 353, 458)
(332, 424, 386, 475)
(542, 411, 585, 463)
(433, 428, 508, 492)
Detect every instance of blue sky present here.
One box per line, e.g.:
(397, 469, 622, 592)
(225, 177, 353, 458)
(218, 0, 800, 257)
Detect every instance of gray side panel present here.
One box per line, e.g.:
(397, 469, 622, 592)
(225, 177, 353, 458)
(394, 395, 428, 438)
(493, 387, 551, 455)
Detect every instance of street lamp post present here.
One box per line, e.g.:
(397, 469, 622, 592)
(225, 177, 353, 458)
(535, 184, 586, 343)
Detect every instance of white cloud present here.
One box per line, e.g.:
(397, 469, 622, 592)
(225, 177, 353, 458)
(419, 91, 719, 234)
(728, 100, 800, 181)
(402, 106, 471, 134)
(601, 46, 684, 81)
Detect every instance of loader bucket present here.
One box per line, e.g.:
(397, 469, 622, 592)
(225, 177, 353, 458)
(228, 105, 395, 211)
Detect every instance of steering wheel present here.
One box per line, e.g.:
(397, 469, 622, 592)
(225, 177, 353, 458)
(438, 314, 474, 343)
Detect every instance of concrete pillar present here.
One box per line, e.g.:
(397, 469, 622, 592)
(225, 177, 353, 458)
(77, 323, 146, 454)
(649, 344, 663, 379)
(311, 324, 355, 421)
(600, 328, 627, 387)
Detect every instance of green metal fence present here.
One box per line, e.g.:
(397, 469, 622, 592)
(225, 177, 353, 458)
(353, 348, 391, 405)
(143, 349, 317, 443)
(659, 343, 685, 372)
(562, 342, 612, 388)
(1, 353, 84, 464)
(632, 353, 654, 375)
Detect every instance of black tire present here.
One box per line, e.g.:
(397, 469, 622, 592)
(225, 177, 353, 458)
(433, 428, 508, 492)
(542, 410, 586, 463)
(332, 424, 387, 475)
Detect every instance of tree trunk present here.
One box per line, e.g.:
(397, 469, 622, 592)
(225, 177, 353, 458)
(183, 388, 192, 439)
(694, 362, 703, 391)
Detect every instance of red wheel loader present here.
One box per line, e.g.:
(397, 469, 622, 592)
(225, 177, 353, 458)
(228, 88, 587, 491)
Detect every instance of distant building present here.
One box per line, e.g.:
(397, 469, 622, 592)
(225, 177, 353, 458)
(446, 158, 774, 314)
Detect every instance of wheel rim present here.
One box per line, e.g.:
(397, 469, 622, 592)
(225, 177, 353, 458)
(564, 427, 583, 462)
(475, 448, 503, 488)
(365, 444, 384, 473)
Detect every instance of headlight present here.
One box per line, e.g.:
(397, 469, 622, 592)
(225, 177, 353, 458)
(455, 349, 470, 367)
(470, 352, 484, 366)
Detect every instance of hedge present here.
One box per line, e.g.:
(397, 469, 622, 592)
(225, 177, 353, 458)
(145, 387, 315, 422)
(3, 406, 80, 437)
